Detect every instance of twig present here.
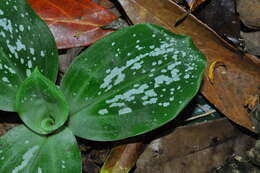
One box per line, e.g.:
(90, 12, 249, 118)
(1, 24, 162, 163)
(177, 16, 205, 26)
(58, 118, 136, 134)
(184, 110, 216, 122)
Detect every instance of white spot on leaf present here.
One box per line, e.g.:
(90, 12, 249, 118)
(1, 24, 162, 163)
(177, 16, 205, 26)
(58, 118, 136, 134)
(12, 146, 39, 173)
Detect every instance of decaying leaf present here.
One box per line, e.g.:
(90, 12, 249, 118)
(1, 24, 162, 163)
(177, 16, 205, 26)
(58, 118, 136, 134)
(185, 0, 207, 10)
(195, 0, 241, 45)
(250, 91, 260, 132)
(241, 31, 260, 56)
(245, 95, 258, 111)
(101, 143, 143, 173)
(174, 0, 208, 26)
(171, 0, 207, 10)
(135, 118, 256, 173)
(28, 0, 117, 49)
(236, 0, 260, 29)
(208, 60, 226, 84)
(93, 0, 115, 9)
(118, 0, 260, 132)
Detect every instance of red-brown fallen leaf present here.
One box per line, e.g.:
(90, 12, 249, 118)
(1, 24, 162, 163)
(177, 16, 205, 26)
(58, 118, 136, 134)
(118, 0, 260, 132)
(28, 0, 117, 49)
(94, 0, 115, 9)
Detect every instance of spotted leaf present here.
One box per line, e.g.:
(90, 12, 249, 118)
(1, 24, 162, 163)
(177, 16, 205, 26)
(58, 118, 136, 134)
(16, 68, 69, 135)
(0, 0, 58, 111)
(61, 24, 207, 141)
(0, 125, 81, 173)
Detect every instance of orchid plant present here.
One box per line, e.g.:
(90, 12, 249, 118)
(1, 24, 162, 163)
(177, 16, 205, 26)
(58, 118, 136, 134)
(0, 0, 206, 172)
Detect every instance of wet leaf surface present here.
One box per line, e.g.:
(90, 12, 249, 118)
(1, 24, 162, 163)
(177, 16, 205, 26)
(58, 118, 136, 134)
(61, 24, 207, 141)
(0, 0, 58, 111)
(0, 125, 82, 173)
(16, 69, 69, 135)
(118, 0, 260, 132)
(28, 0, 117, 49)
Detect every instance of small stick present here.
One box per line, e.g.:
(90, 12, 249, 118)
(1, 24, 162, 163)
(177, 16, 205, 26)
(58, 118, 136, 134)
(184, 110, 216, 122)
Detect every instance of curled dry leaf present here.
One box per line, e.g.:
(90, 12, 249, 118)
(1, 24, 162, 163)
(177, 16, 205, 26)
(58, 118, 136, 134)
(28, 0, 117, 49)
(118, 0, 260, 132)
(185, 0, 207, 10)
(174, 0, 208, 26)
(208, 60, 226, 84)
(245, 95, 258, 111)
(101, 143, 144, 173)
(171, 0, 207, 10)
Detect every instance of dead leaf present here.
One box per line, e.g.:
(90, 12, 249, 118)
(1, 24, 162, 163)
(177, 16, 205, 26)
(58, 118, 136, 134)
(58, 47, 84, 73)
(101, 143, 144, 173)
(93, 0, 115, 9)
(135, 118, 256, 173)
(118, 0, 260, 132)
(175, 0, 208, 26)
(175, 9, 191, 27)
(195, 0, 241, 45)
(241, 31, 260, 56)
(0, 123, 18, 136)
(28, 0, 117, 49)
(186, 0, 207, 10)
(208, 60, 226, 84)
(250, 91, 260, 132)
(171, 0, 207, 10)
(245, 95, 258, 111)
(236, 0, 260, 29)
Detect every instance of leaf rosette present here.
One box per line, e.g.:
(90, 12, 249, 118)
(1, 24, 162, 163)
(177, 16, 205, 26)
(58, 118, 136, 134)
(16, 68, 69, 135)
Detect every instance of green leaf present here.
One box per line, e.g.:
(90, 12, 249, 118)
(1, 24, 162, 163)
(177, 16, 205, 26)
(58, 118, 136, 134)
(0, 125, 81, 173)
(16, 68, 69, 135)
(0, 0, 58, 111)
(61, 24, 207, 141)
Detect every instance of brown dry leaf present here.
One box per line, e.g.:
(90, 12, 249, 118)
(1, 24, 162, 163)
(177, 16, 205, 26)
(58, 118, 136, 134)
(245, 95, 258, 111)
(186, 0, 207, 10)
(175, 0, 208, 26)
(195, 0, 241, 43)
(208, 60, 226, 84)
(0, 123, 19, 136)
(171, 0, 207, 10)
(135, 118, 256, 173)
(236, 0, 260, 29)
(118, 0, 260, 132)
(101, 143, 144, 173)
